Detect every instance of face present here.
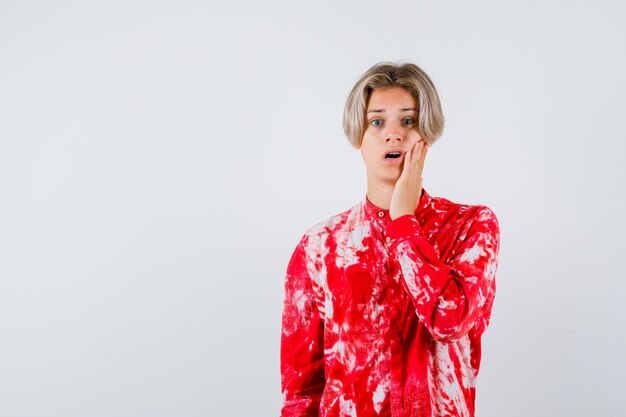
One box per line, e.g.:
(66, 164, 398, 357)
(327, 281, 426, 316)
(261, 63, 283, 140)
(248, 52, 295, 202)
(359, 87, 423, 185)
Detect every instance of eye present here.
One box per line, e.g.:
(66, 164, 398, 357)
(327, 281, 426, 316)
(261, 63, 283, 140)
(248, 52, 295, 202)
(403, 118, 415, 126)
(370, 118, 383, 127)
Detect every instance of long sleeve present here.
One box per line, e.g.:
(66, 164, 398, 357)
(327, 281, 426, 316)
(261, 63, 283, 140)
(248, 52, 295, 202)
(280, 235, 326, 417)
(385, 206, 500, 343)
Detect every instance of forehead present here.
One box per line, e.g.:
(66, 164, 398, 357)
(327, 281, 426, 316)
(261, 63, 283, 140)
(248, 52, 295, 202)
(367, 87, 416, 109)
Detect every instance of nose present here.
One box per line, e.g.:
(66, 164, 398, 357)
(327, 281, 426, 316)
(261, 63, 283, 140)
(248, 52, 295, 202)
(384, 122, 403, 143)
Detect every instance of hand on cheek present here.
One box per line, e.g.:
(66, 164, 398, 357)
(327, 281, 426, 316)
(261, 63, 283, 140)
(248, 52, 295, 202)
(389, 140, 429, 221)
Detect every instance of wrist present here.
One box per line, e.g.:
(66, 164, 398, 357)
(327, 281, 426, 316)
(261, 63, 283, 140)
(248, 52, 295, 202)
(390, 211, 413, 221)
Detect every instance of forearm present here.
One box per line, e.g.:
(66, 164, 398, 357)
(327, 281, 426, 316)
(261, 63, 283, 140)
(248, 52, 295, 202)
(385, 209, 500, 342)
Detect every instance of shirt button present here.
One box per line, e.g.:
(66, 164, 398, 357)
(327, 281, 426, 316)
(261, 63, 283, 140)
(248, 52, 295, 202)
(378, 211, 385, 217)
(385, 237, 391, 243)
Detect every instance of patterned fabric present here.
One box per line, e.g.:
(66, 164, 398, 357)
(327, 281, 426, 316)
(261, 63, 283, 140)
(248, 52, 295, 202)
(280, 187, 501, 417)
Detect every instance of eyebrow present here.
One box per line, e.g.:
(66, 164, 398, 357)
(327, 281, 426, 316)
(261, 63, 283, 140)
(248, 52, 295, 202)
(367, 107, 417, 114)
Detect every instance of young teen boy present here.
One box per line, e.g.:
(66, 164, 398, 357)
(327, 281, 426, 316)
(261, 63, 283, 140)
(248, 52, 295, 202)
(280, 61, 501, 417)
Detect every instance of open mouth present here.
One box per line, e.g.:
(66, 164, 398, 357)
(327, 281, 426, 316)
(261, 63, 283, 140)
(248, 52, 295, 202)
(385, 151, 402, 159)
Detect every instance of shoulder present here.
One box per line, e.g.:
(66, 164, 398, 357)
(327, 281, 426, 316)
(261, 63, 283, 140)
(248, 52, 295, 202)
(432, 193, 498, 222)
(288, 204, 359, 284)
(297, 202, 360, 252)
(429, 193, 500, 239)
(305, 203, 359, 243)
(474, 205, 499, 230)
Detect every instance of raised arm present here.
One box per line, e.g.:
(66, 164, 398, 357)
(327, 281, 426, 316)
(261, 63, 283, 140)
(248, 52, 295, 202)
(385, 206, 501, 343)
(280, 235, 325, 416)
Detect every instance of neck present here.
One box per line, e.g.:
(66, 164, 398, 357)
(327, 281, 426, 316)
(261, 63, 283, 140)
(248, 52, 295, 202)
(365, 177, 396, 210)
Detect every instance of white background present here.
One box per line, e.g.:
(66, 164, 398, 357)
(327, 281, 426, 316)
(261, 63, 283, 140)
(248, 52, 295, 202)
(1, 1, 625, 416)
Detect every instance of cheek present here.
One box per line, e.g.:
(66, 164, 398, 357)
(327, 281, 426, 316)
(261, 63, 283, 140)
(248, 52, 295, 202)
(408, 136, 423, 148)
(360, 146, 378, 167)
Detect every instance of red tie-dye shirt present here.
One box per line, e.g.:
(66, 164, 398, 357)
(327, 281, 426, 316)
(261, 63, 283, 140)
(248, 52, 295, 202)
(280, 187, 501, 417)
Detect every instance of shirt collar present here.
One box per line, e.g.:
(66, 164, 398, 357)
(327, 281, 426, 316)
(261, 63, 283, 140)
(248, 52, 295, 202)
(362, 186, 432, 223)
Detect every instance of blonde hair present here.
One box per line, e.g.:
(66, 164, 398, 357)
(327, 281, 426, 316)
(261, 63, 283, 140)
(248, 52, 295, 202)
(343, 61, 445, 149)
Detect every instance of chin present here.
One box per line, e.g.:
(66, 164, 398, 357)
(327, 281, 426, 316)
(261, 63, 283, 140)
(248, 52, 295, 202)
(368, 168, 400, 185)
